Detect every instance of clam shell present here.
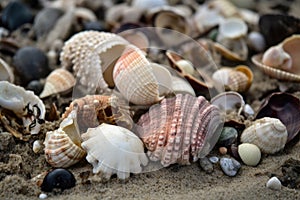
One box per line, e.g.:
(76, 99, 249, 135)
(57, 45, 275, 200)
(62, 94, 133, 132)
(0, 57, 14, 82)
(81, 123, 148, 180)
(240, 117, 288, 154)
(214, 37, 248, 61)
(218, 18, 248, 40)
(171, 76, 196, 96)
(136, 94, 223, 167)
(40, 68, 75, 98)
(113, 46, 168, 105)
(60, 31, 129, 93)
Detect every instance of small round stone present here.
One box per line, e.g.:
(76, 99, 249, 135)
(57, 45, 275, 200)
(209, 156, 219, 164)
(238, 143, 261, 166)
(220, 157, 241, 177)
(217, 127, 238, 147)
(199, 157, 214, 174)
(39, 193, 47, 199)
(266, 176, 281, 190)
(32, 140, 42, 153)
(219, 147, 228, 155)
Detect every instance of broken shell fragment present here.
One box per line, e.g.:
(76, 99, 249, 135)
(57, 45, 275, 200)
(40, 68, 76, 98)
(0, 57, 14, 82)
(81, 123, 148, 180)
(240, 117, 288, 154)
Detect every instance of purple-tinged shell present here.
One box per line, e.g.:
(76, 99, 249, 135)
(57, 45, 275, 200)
(256, 92, 300, 143)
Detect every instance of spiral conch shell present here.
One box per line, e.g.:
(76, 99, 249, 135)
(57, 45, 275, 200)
(240, 117, 288, 154)
(62, 95, 133, 132)
(81, 123, 148, 180)
(40, 68, 76, 98)
(136, 93, 223, 167)
(0, 81, 45, 135)
(44, 110, 86, 168)
(60, 31, 129, 93)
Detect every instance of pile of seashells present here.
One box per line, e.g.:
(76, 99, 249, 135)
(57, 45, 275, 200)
(1, 0, 300, 189)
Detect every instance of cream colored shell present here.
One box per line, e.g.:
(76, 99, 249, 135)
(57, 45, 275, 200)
(0, 57, 14, 82)
(81, 123, 148, 180)
(240, 117, 288, 154)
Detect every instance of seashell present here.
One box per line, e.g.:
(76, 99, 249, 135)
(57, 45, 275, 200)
(81, 123, 148, 180)
(44, 109, 86, 168)
(266, 177, 282, 190)
(238, 143, 261, 166)
(238, 8, 259, 27)
(119, 30, 149, 53)
(33, 140, 43, 153)
(60, 31, 129, 93)
(40, 68, 76, 98)
(212, 65, 253, 92)
(136, 94, 223, 167)
(252, 35, 300, 82)
(0, 57, 14, 82)
(210, 91, 245, 115)
(171, 76, 196, 96)
(208, 0, 239, 18)
(218, 18, 248, 40)
(113, 46, 171, 105)
(13, 46, 51, 84)
(215, 37, 248, 61)
(1, 1, 34, 31)
(131, 0, 168, 10)
(62, 94, 133, 132)
(0, 81, 45, 135)
(256, 92, 300, 143)
(240, 117, 288, 154)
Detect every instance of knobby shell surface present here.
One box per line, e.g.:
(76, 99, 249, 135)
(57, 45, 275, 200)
(240, 117, 288, 154)
(136, 93, 223, 167)
(0, 81, 45, 135)
(81, 123, 148, 180)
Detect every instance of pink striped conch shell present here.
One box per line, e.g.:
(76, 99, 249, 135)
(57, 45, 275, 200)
(136, 93, 223, 167)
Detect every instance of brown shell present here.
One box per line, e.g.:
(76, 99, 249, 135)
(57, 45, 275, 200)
(228, 65, 253, 92)
(136, 94, 223, 167)
(62, 95, 133, 132)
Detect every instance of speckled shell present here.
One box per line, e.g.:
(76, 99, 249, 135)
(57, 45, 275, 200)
(113, 46, 164, 105)
(62, 95, 133, 132)
(240, 117, 288, 154)
(0, 81, 45, 134)
(40, 68, 76, 98)
(44, 110, 86, 167)
(136, 93, 223, 167)
(252, 35, 300, 82)
(81, 123, 148, 180)
(60, 31, 129, 92)
(0, 57, 14, 82)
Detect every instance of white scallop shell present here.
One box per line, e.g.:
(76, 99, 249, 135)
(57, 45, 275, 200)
(240, 117, 288, 154)
(0, 57, 14, 82)
(44, 110, 86, 167)
(0, 81, 45, 134)
(81, 123, 148, 180)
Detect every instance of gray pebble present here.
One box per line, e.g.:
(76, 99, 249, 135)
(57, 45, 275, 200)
(209, 156, 219, 164)
(199, 157, 214, 174)
(220, 157, 241, 177)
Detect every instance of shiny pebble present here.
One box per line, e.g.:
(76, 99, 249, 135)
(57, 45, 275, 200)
(39, 193, 47, 199)
(199, 157, 214, 174)
(217, 127, 238, 147)
(266, 177, 282, 190)
(41, 168, 76, 192)
(220, 157, 241, 177)
(26, 80, 44, 95)
(209, 156, 219, 164)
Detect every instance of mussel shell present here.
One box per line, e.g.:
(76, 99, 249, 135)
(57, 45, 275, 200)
(256, 92, 300, 142)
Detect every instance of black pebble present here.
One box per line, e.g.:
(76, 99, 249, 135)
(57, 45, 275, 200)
(1, 1, 34, 31)
(83, 21, 106, 32)
(26, 80, 44, 95)
(41, 168, 76, 192)
(13, 46, 51, 84)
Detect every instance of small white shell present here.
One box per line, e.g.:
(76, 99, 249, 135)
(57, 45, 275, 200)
(0, 81, 45, 134)
(40, 68, 76, 98)
(33, 140, 43, 153)
(266, 177, 282, 190)
(262, 45, 292, 71)
(81, 123, 148, 180)
(218, 18, 248, 40)
(0, 58, 14, 82)
(240, 117, 288, 154)
(238, 143, 261, 166)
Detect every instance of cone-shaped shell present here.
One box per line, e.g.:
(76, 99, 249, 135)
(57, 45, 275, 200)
(113, 46, 165, 105)
(136, 94, 223, 167)
(40, 68, 75, 98)
(81, 123, 148, 180)
(44, 110, 86, 167)
(0, 58, 14, 82)
(240, 117, 288, 154)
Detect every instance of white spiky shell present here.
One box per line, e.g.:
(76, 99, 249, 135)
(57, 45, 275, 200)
(240, 117, 288, 154)
(0, 81, 45, 134)
(44, 110, 86, 167)
(81, 123, 148, 180)
(113, 46, 165, 105)
(40, 68, 76, 98)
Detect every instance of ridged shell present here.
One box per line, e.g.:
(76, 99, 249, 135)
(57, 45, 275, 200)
(60, 31, 129, 92)
(113, 46, 164, 105)
(44, 110, 86, 167)
(0, 57, 14, 82)
(81, 123, 148, 180)
(136, 94, 223, 167)
(62, 94, 133, 132)
(240, 117, 288, 154)
(40, 68, 75, 98)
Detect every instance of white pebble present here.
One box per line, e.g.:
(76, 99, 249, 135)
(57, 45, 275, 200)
(243, 104, 255, 117)
(247, 31, 266, 52)
(266, 177, 282, 190)
(33, 140, 42, 153)
(39, 193, 47, 199)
